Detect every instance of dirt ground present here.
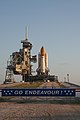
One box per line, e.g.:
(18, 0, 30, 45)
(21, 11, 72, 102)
(0, 101, 80, 120)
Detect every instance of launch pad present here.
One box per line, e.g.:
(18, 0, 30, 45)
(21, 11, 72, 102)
(4, 27, 58, 83)
(22, 75, 58, 82)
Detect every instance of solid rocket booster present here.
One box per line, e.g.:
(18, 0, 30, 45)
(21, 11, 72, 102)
(41, 47, 45, 73)
(45, 53, 48, 68)
(36, 46, 49, 75)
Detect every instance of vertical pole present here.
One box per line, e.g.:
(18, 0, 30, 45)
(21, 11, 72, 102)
(67, 74, 69, 82)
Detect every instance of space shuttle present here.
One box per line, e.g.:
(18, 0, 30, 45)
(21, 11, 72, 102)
(36, 46, 49, 75)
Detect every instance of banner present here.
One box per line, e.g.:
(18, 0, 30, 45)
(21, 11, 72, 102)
(2, 88, 75, 96)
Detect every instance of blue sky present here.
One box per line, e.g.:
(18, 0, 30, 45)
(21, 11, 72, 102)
(0, 0, 80, 84)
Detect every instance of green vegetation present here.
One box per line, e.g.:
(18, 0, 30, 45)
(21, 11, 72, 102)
(0, 97, 80, 104)
(17, 98, 80, 104)
(9, 82, 43, 88)
(0, 97, 11, 102)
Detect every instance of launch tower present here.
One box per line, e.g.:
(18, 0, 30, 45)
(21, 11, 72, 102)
(5, 27, 37, 83)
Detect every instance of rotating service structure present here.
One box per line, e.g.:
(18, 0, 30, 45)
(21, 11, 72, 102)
(5, 28, 37, 83)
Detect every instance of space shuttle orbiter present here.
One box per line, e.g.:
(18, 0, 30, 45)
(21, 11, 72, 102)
(36, 46, 49, 75)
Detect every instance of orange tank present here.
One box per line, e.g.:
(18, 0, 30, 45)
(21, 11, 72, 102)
(41, 46, 46, 56)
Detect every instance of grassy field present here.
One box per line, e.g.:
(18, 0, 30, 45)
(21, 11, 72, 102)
(0, 96, 80, 104)
(7, 82, 43, 88)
